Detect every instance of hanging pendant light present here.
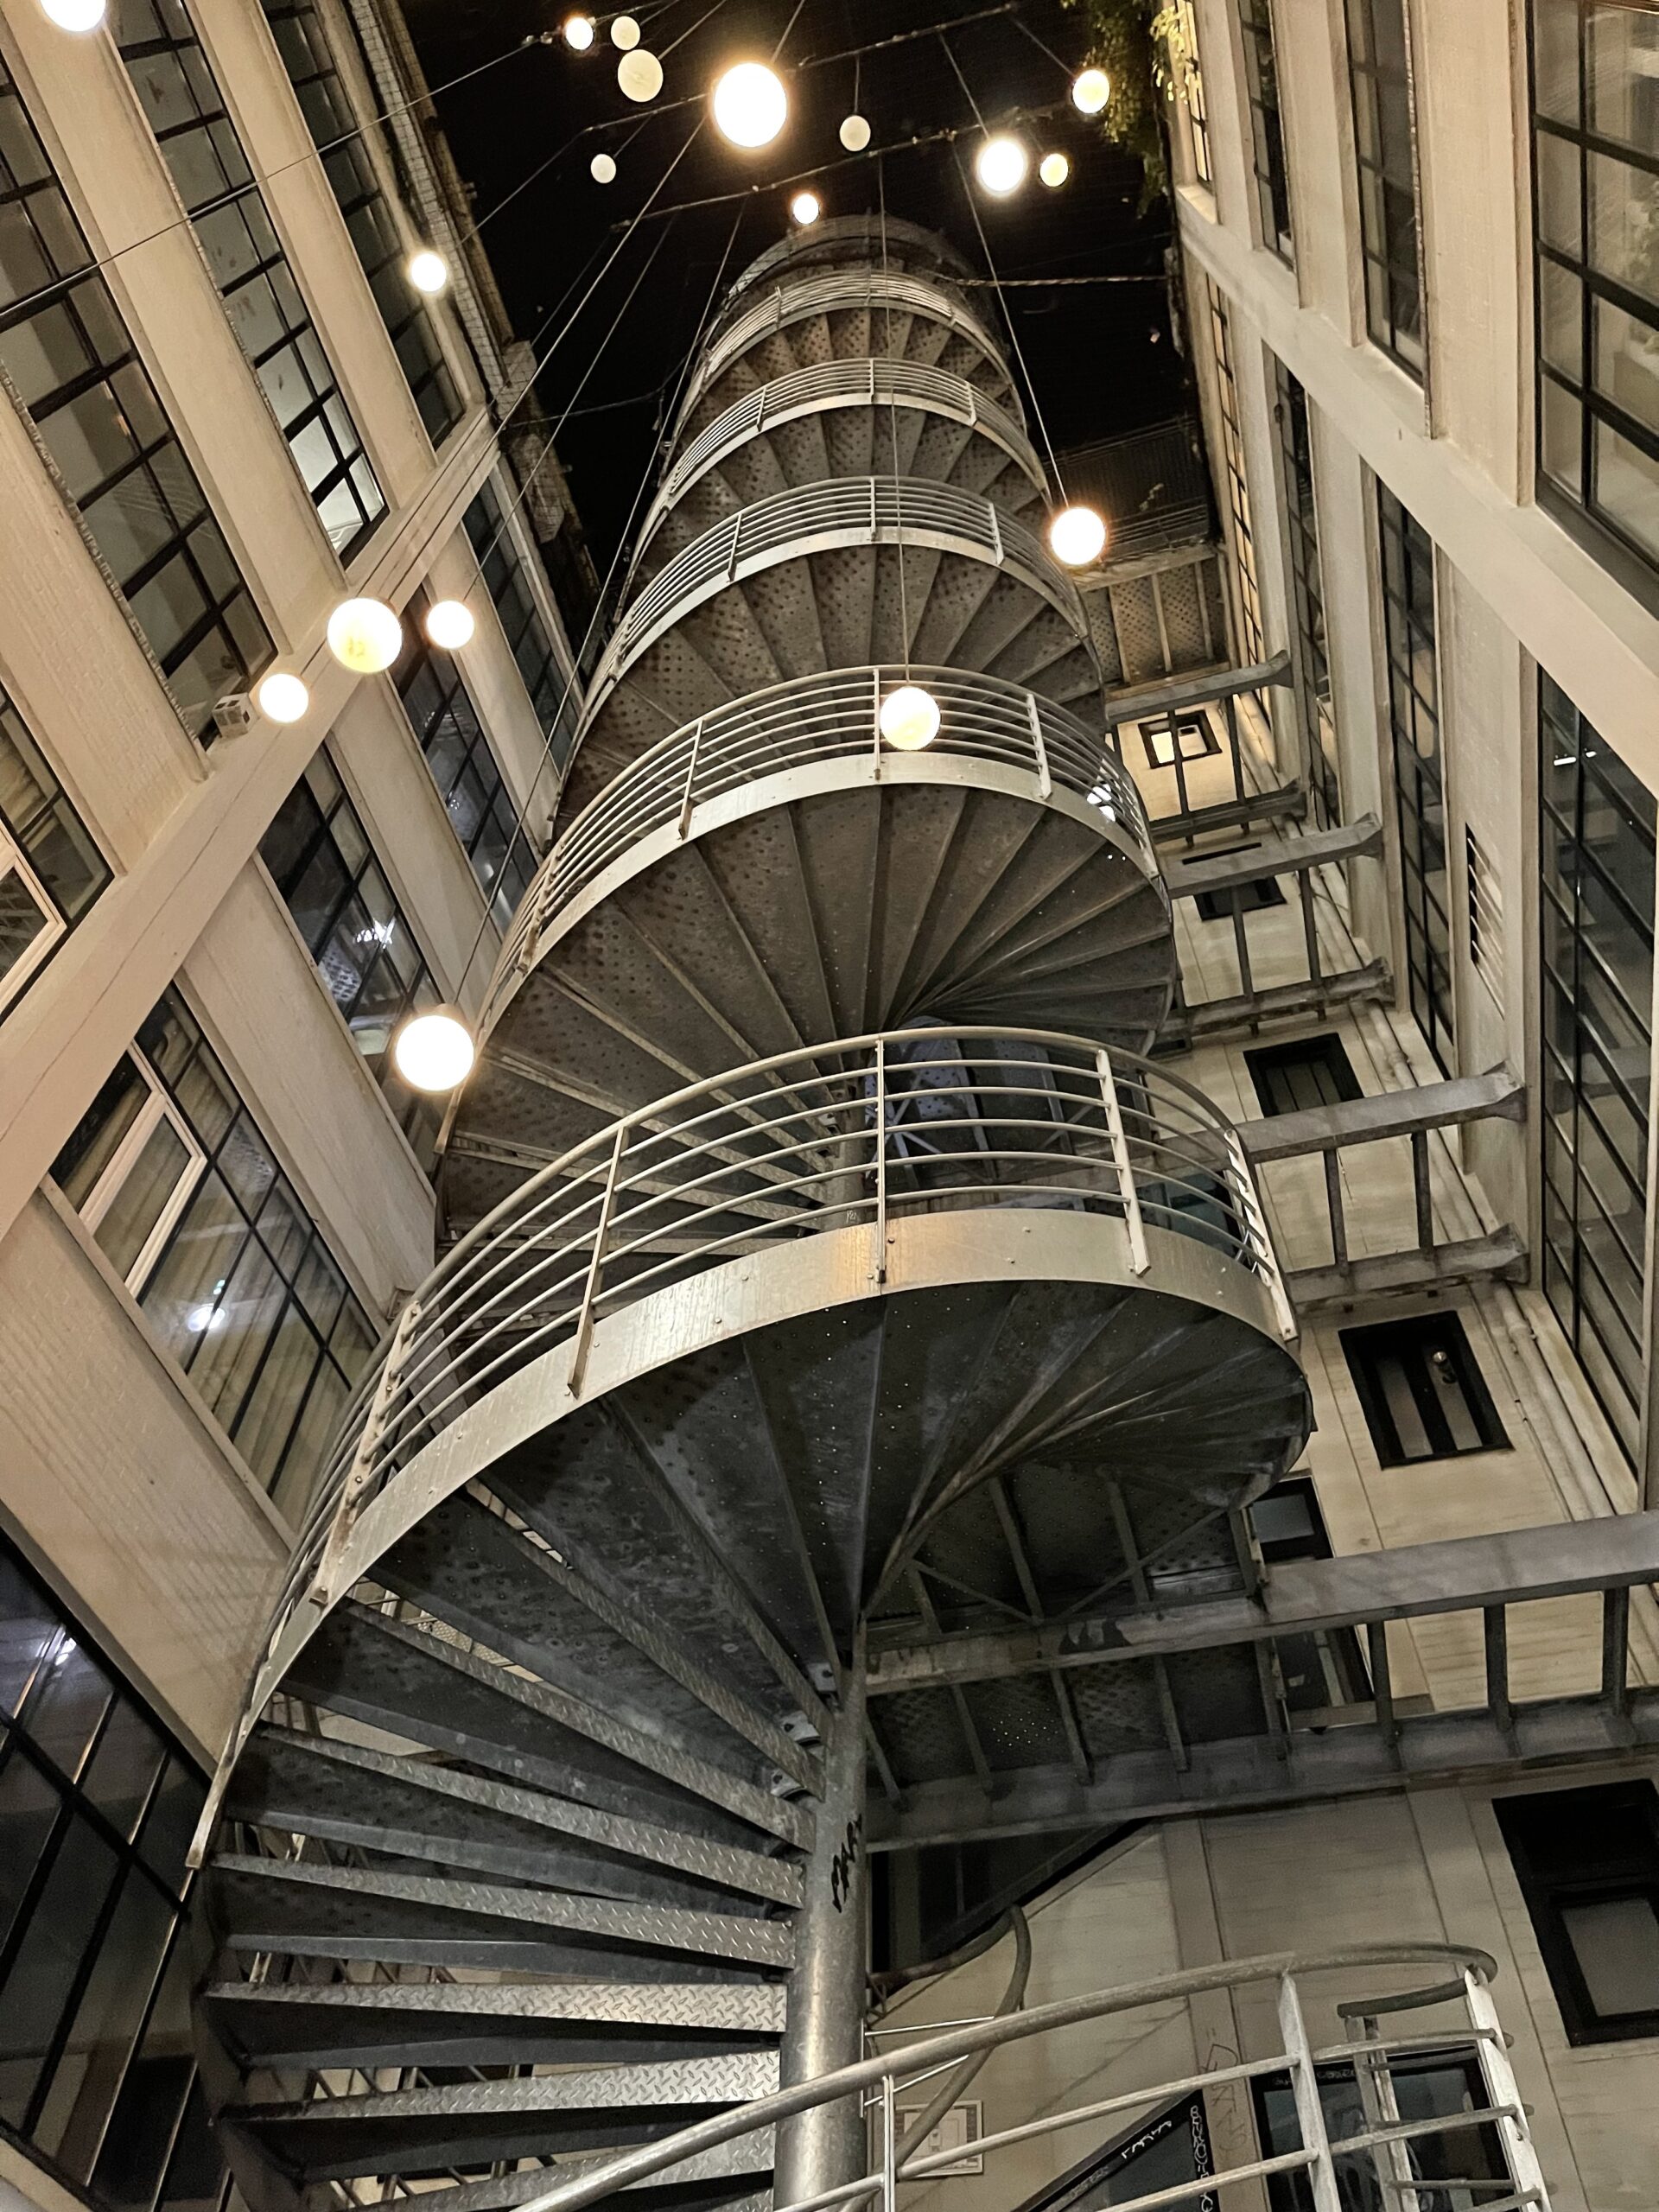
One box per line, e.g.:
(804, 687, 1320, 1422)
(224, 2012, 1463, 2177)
(879, 684, 941, 752)
(327, 598, 404, 674)
(255, 671, 309, 723)
(423, 599, 474, 650)
(1039, 151, 1071, 188)
(712, 60, 787, 148)
(393, 1007, 476, 1093)
(590, 151, 617, 182)
(839, 113, 871, 152)
(406, 248, 448, 296)
(610, 13, 639, 47)
(562, 14, 594, 49)
(974, 135, 1028, 197)
(1047, 505, 1109, 567)
(618, 47, 663, 99)
(790, 190, 821, 226)
(1072, 67, 1110, 115)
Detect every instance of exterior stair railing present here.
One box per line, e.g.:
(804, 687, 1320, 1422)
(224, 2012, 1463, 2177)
(491, 1943, 1551, 2212)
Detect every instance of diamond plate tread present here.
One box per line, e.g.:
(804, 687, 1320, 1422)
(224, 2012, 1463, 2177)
(379, 1492, 819, 1793)
(404, 2134, 776, 2212)
(243, 1728, 803, 1906)
(203, 1977, 788, 2036)
(211, 1854, 796, 1968)
(287, 1605, 810, 1851)
(239, 2050, 780, 2126)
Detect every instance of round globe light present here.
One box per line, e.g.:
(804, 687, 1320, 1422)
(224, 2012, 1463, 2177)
(974, 134, 1028, 198)
(879, 684, 941, 753)
(327, 597, 404, 675)
(393, 1007, 476, 1094)
(590, 150, 617, 182)
(610, 13, 639, 48)
(40, 0, 105, 29)
(838, 112, 871, 153)
(712, 60, 787, 149)
(790, 190, 821, 227)
(406, 248, 448, 296)
(617, 46, 662, 99)
(1039, 150, 1071, 188)
(1047, 504, 1108, 567)
(255, 671, 310, 724)
(562, 13, 594, 48)
(1071, 66, 1110, 115)
(424, 598, 475, 650)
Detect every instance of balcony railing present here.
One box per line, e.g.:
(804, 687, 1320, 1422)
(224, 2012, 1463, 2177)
(491, 667, 1152, 1018)
(583, 478, 1089, 715)
(677, 269, 1015, 429)
(645, 358, 1045, 545)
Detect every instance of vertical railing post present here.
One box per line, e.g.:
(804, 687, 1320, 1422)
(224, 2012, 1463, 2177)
(1097, 1049, 1148, 1276)
(1027, 693, 1052, 798)
(1350, 2012, 1423, 2212)
(873, 1039, 888, 1285)
(988, 503, 1004, 565)
(677, 716, 706, 839)
(311, 1293, 423, 1606)
(567, 1122, 628, 1398)
(1226, 1128, 1298, 1340)
(880, 2075, 897, 2212)
(1277, 1971, 1343, 2212)
(727, 510, 743, 582)
(1463, 1967, 1553, 2209)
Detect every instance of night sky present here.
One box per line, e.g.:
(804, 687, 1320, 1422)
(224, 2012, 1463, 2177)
(403, 0, 1186, 561)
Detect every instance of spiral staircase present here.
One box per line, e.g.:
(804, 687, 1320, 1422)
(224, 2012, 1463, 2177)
(193, 218, 1313, 2212)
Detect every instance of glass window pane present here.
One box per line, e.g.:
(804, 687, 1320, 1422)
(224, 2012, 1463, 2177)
(80, 1699, 167, 1841)
(1561, 1895, 1659, 2018)
(20, 1633, 114, 1781)
(0, 1748, 62, 1955)
(93, 1113, 192, 1284)
(32, 1869, 175, 2179)
(0, 1811, 120, 2127)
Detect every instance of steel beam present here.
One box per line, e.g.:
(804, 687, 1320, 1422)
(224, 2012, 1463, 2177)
(1105, 650, 1294, 726)
(865, 1511, 1659, 1693)
(1233, 1066, 1527, 1166)
(868, 1689, 1659, 1848)
(1162, 814, 1384, 901)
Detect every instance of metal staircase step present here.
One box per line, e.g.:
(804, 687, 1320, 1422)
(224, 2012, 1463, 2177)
(283, 1605, 811, 1850)
(224, 2053, 782, 2180)
(376, 1492, 820, 1792)
(209, 1854, 794, 1972)
(395, 2135, 776, 2212)
(230, 1728, 801, 1910)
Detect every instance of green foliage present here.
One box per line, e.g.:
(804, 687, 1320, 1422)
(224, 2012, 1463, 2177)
(1058, 0, 1200, 210)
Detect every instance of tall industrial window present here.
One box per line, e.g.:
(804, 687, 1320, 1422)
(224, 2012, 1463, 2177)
(260, 751, 444, 1170)
(0, 1533, 228, 2212)
(1207, 288, 1265, 665)
(51, 988, 375, 1515)
(465, 479, 579, 765)
(0, 58, 271, 739)
(1274, 359, 1340, 826)
(1168, 0, 1213, 189)
(1497, 1783, 1659, 2044)
(1239, 0, 1294, 260)
(395, 588, 535, 926)
(115, 0, 385, 559)
(1539, 674, 1656, 1465)
(1531, 0, 1659, 586)
(1344, 0, 1425, 377)
(257, 0, 464, 446)
(0, 682, 109, 1020)
(1377, 486, 1452, 1071)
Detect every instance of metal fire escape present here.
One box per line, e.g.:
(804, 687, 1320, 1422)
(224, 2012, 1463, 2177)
(191, 217, 1598, 2212)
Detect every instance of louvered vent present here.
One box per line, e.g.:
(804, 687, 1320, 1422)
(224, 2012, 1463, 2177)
(1466, 823, 1503, 1017)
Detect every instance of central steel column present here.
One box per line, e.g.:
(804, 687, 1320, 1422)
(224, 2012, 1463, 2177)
(773, 1662, 869, 2208)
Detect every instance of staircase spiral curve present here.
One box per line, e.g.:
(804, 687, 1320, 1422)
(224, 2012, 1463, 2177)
(194, 219, 1313, 2212)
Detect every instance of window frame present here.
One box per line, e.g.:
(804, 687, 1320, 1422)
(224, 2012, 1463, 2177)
(1206, 285, 1266, 666)
(1238, 0, 1294, 262)
(1273, 357, 1341, 828)
(1343, 0, 1427, 379)
(1244, 1033, 1364, 1117)
(67, 1058, 207, 1294)
(1497, 1782, 1659, 2045)
(1339, 1311, 1510, 1466)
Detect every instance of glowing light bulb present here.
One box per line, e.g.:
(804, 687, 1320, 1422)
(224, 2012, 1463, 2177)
(562, 13, 594, 48)
(40, 0, 105, 29)
(327, 598, 404, 675)
(394, 1007, 476, 1093)
(610, 13, 639, 47)
(974, 135, 1028, 198)
(1047, 505, 1108, 567)
(1039, 151, 1071, 188)
(255, 671, 309, 723)
(617, 46, 661, 99)
(790, 190, 821, 226)
(406, 249, 448, 296)
(712, 60, 787, 148)
(424, 599, 475, 650)
(1072, 67, 1110, 115)
(590, 151, 617, 182)
(879, 684, 941, 752)
(839, 112, 870, 153)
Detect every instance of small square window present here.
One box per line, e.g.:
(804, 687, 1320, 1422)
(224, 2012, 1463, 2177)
(1142, 715, 1220, 769)
(1340, 1313, 1509, 1465)
(1497, 1783, 1659, 2044)
(1245, 1033, 1363, 1116)
(1194, 875, 1287, 924)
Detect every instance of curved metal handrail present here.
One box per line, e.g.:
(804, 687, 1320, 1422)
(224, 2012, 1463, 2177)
(643, 359, 1046, 551)
(477, 1941, 1543, 2212)
(490, 666, 1152, 1021)
(715, 215, 976, 321)
(677, 270, 1015, 432)
(581, 478, 1090, 725)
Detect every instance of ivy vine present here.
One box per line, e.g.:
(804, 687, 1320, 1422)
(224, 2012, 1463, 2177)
(1057, 0, 1199, 210)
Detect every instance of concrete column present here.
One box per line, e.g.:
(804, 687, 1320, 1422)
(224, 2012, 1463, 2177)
(775, 1667, 870, 2208)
